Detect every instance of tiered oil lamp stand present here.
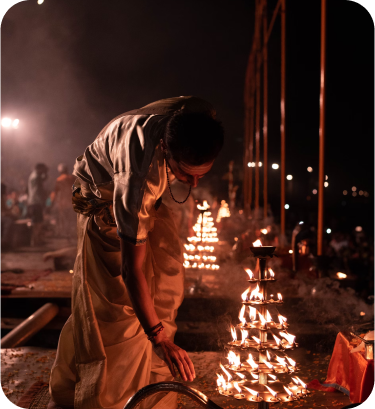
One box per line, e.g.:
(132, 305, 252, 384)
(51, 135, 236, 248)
(217, 245, 310, 408)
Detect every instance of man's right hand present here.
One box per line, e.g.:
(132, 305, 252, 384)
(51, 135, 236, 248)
(152, 333, 195, 382)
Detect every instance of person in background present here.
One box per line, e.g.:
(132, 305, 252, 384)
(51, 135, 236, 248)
(50, 163, 76, 240)
(27, 163, 48, 246)
(0, 183, 13, 249)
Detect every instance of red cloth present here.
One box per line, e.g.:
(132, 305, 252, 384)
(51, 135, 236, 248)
(323, 332, 374, 403)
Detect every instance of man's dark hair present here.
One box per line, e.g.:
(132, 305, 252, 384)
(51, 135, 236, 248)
(164, 111, 224, 166)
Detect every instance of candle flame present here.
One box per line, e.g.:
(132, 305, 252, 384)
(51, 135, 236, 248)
(291, 377, 299, 385)
(277, 293, 283, 301)
(239, 305, 246, 325)
(284, 386, 293, 396)
(273, 334, 281, 345)
(258, 312, 267, 326)
(253, 239, 262, 247)
(247, 353, 259, 369)
(227, 351, 241, 367)
(233, 382, 242, 394)
(265, 385, 277, 397)
(275, 355, 287, 365)
(245, 268, 254, 279)
(264, 361, 274, 370)
(295, 377, 307, 388)
(217, 373, 226, 388)
(286, 356, 296, 367)
(243, 386, 259, 397)
(266, 310, 273, 322)
(250, 372, 259, 379)
(249, 306, 257, 321)
(249, 284, 263, 301)
(278, 314, 287, 325)
(268, 374, 277, 380)
(241, 287, 250, 301)
(230, 325, 237, 342)
(235, 372, 246, 379)
(244, 386, 259, 398)
(266, 350, 271, 361)
(268, 268, 275, 277)
(279, 331, 296, 345)
(252, 335, 261, 345)
(220, 363, 232, 382)
(241, 329, 248, 345)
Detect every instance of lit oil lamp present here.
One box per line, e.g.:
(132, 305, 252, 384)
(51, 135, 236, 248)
(244, 386, 263, 402)
(233, 382, 245, 399)
(265, 385, 281, 402)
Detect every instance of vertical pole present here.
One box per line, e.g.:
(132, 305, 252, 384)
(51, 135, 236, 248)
(280, 0, 286, 245)
(263, 0, 268, 220)
(249, 74, 255, 213)
(255, 0, 261, 216)
(318, 0, 326, 255)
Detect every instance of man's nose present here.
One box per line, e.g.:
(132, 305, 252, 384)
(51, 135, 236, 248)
(190, 174, 199, 188)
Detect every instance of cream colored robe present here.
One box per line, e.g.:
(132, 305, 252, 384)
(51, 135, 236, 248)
(49, 97, 215, 409)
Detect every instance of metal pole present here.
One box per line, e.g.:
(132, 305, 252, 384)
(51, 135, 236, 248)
(280, 0, 286, 245)
(1, 303, 59, 348)
(318, 0, 326, 255)
(255, 0, 262, 216)
(263, 0, 268, 220)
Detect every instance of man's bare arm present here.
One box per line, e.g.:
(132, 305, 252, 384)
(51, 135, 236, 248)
(120, 239, 195, 381)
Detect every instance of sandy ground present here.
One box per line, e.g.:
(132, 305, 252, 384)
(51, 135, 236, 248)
(1, 347, 350, 409)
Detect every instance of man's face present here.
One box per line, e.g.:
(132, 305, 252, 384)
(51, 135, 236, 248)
(167, 157, 214, 188)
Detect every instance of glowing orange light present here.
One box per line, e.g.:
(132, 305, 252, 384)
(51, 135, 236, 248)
(220, 363, 232, 382)
(253, 239, 262, 247)
(265, 385, 277, 397)
(245, 268, 254, 279)
(239, 305, 246, 326)
(230, 325, 237, 342)
(247, 353, 259, 369)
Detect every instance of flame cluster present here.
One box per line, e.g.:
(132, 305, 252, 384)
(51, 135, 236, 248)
(183, 201, 220, 270)
(216, 200, 231, 223)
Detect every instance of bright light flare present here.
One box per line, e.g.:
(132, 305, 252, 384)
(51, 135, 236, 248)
(260, 228, 268, 234)
(1, 118, 11, 127)
(286, 175, 293, 180)
(307, 167, 313, 172)
(252, 239, 262, 247)
(336, 272, 347, 279)
(272, 163, 279, 169)
(12, 119, 19, 128)
(268, 268, 275, 278)
(37, 0, 45, 4)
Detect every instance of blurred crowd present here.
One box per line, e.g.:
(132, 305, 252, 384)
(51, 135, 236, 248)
(1, 162, 76, 249)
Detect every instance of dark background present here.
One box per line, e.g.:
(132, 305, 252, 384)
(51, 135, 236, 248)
(1, 0, 373, 234)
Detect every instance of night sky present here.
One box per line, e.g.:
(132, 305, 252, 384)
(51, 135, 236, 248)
(1, 0, 373, 231)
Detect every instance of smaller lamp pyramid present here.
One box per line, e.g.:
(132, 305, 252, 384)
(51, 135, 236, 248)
(216, 200, 231, 223)
(183, 201, 220, 271)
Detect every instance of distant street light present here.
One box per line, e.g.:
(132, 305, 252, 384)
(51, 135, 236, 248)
(286, 174, 293, 180)
(307, 167, 313, 172)
(312, 189, 317, 194)
(37, 0, 45, 4)
(343, 190, 348, 195)
(326, 228, 332, 234)
(258, 162, 262, 167)
(1, 118, 20, 128)
(352, 186, 357, 192)
(324, 182, 329, 187)
(272, 163, 279, 169)
(284, 204, 290, 209)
